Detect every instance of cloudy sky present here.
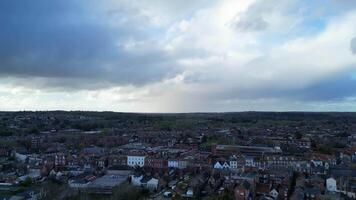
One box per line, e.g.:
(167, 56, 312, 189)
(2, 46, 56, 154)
(1, 0, 356, 112)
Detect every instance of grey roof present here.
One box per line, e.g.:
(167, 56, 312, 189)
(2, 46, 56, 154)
(88, 174, 127, 188)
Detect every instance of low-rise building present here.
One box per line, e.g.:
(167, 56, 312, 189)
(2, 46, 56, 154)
(127, 155, 145, 167)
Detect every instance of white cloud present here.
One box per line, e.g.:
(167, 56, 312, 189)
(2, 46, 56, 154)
(1, 0, 356, 112)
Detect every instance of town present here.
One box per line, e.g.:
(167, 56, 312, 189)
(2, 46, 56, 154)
(0, 111, 355, 200)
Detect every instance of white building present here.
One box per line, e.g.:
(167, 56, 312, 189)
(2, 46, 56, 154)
(186, 188, 194, 197)
(178, 160, 188, 169)
(168, 160, 179, 168)
(168, 160, 188, 169)
(326, 177, 337, 192)
(213, 161, 230, 169)
(213, 162, 223, 169)
(229, 160, 237, 169)
(127, 156, 145, 167)
(131, 175, 143, 186)
(69, 179, 91, 189)
(245, 157, 254, 167)
(147, 178, 159, 191)
(55, 153, 66, 166)
(229, 155, 238, 168)
(270, 189, 279, 199)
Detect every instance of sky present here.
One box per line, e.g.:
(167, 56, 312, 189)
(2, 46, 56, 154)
(1, 0, 356, 112)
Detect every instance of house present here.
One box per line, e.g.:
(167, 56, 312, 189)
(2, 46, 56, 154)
(146, 178, 159, 191)
(84, 163, 93, 171)
(186, 187, 194, 197)
(19, 167, 42, 182)
(329, 166, 356, 198)
(229, 154, 245, 169)
(164, 191, 173, 197)
(54, 153, 66, 166)
(69, 178, 91, 189)
(244, 156, 255, 167)
(107, 155, 127, 167)
(294, 162, 311, 173)
(304, 187, 321, 200)
(296, 139, 311, 149)
(168, 160, 179, 168)
(80, 146, 105, 157)
(269, 188, 279, 199)
(131, 175, 143, 186)
(267, 168, 291, 186)
(290, 187, 305, 200)
(212, 144, 281, 157)
(87, 173, 128, 194)
(178, 160, 188, 169)
(0, 147, 10, 157)
(127, 155, 145, 167)
(255, 183, 270, 197)
(326, 177, 337, 192)
(234, 181, 252, 200)
(213, 161, 230, 170)
(15, 152, 27, 163)
(96, 157, 106, 168)
(230, 160, 238, 169)
(277, 186, 289, 200)
(66, 154, 78, 167)
(130, 174, 159, 191)
(67, 166, 85, 176)
(168, 160, 188, 169)
(31, 137, 42, 150)
(310, 162, 327, 175)
(145, 157, 167, 169)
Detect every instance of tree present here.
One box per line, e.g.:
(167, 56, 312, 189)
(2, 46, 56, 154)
(112, 183, 143, 200)
(20, 176, 32, 187)
(140, 188, 150, 198)
(29, 126, 40, 134)
(295, 132, 303, 139)
(0, 128, 13, 137)
(317, 144, 333, 155)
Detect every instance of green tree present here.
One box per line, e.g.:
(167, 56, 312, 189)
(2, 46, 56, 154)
(20, 176, 32, 187)
(112, 183, 143, 200)
(29, 126, 40, 134)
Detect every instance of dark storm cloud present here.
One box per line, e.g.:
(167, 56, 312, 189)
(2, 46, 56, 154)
(300, 72, 356, 101)
(0, 0, 179, 89)
(231, 2, 269, 32)
(228, 72, 356, 102)
(233, 15, 268, 32)
(351, 37, 356, 54)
